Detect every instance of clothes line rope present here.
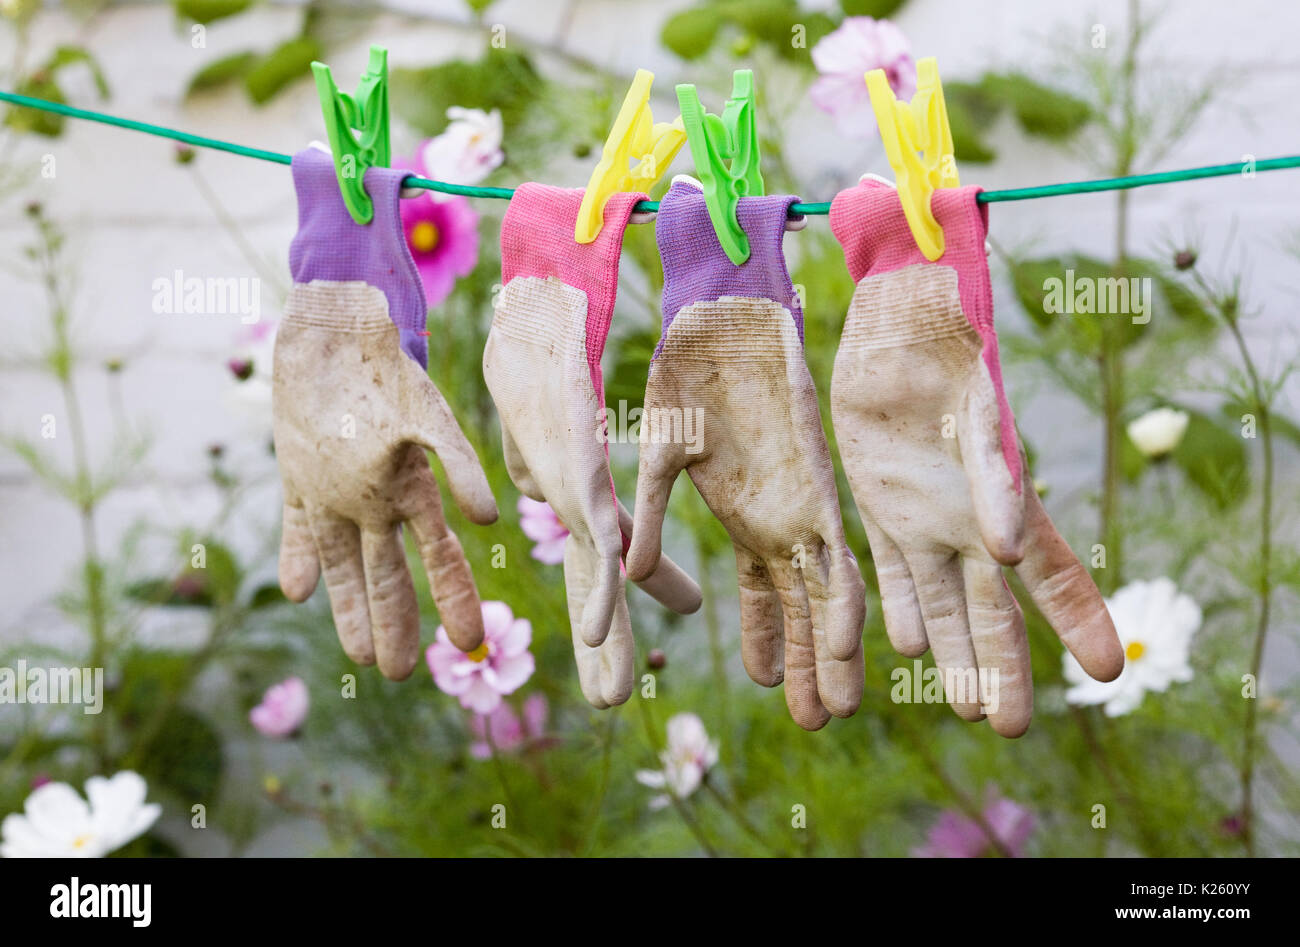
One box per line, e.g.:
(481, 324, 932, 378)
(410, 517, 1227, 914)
(4, 89, 1299, 213)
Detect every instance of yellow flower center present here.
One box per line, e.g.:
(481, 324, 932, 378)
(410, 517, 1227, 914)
(1125, 641, 1146, 661)
(466, 642, 490, 663)
(410, 220, 440, 253)
(72, 834, 92, 850)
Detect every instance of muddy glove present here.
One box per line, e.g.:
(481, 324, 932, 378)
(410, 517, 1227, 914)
(828, 176, 1124, 737)
(484, 183, 702, 709)
(626, 178, 865, 731)
(274, 146, 497, 680)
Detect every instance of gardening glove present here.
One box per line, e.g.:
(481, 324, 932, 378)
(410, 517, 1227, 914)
(626, 178, 866, 731)
(828, 175, 1125, 737)
(484, 183, 702, 709)
(274, 146, 498, 681)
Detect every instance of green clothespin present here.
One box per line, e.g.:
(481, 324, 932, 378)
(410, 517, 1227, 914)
(311, 45, 391, 226)
(675, 70, 765, 265)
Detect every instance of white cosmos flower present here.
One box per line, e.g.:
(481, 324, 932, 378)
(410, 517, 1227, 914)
(1127, 407, 1190, 458)
(1, 771, 161, 858)
(635, 712, 719, 810)
(420, 107, 504, 192)
(1064, 578, 1200, 717)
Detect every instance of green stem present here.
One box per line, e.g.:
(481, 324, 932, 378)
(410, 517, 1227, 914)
(703, 778, 791, 857)
(895, 717, 1013, 857)
(484, 722, 522, 825)
(35, 212, 111, 771)
(1223, 318, 1273, 856)
(1098, 0, 1142, 592)
(636, 690, 721, 856)
(578, 711, 618, 854)
(1068, 706, 1164, 855)
(189, 165, 287, 297)
(698, 538, 729, 733)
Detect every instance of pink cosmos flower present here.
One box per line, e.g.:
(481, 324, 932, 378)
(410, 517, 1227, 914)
(914, 790, 1036, 858)
(427, 601, 535, 714)
(396, 157, 479, 306)
(518, 496, 569, 565)
(469, 693, 549, 759)
(249, 677, 309, 738)
(809, 17, 915, 139)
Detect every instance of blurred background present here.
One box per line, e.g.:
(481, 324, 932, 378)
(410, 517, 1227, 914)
(0, 0, 1296, 857)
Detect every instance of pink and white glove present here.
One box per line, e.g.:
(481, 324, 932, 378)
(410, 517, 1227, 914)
(828, 176, 1124, 737)
(484, 184, 702, 710)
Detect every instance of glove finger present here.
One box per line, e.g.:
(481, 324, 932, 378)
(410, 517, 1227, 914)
(962, 557, 1031, 737)
(804, 545, 865, 718)
(860, 511, 929, 658)
(960, 359, 1026, 565)
(616, 500, 701, 614)
(597, 583, 636, 707)
(902, 548, 985, 722)
(563, 537, 633, 708)
(569, 498, 623, 648)
(401, 459, 484, 653)
(500, 423, 543, 500)
(402, 359, 498, 526)
(359, 524, 421, 681)
(1013, 487, 1124, 683)
(815, 530, 866, 662)
(768, 557, 831, 732)
(279, 495, 320, 602)
(308, 510, 375, 667)
(734, 545, 784, 687)
(624, 431, 687, 582)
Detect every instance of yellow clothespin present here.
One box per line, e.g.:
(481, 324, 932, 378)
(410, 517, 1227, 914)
(866, 57, 960, 260)
(575, 69, 686, 244)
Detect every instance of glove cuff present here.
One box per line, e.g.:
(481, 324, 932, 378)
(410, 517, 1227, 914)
(499, 183, 644, 408)
(830, 180, 1021, 494)
(288, 147, 429, 367)
(829, 178, 991, 334)
(656, 181, 803, 348)
(839, 265, 975, 355)
(282, 280, 395, 334)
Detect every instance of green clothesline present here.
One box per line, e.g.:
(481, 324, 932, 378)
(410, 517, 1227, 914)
(3, 89, 1298, 214)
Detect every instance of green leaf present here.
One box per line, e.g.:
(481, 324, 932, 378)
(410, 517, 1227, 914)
(464, 0, 497, 12)
(604, 327, 660, 415)
(1009, 255, 1160, 352)
(44, 47, 111, 98)
(185, 50, 260, 96)
(172, 0, 255, 25)
(1120, 433, 1148, 481)
(840, 0, 909, 16)
(115, 649, 223, 802)
(3, 46, 109, 137)
(1170, 408, 1249, 509)
(945, 81, 1000, 163)
(944, 72, 1091, 161)
(390, 49, 541, 135)
(147, 709, 223, 800)
(661, 5, 725, 60)
(0, 0, 39, 25)
(661, 0, 829, 62)
(124, 537, 241, 608)
(1219, 403, 1300, 448)
(243, 36, 322, 105)
(979, 73, 1092, 141)
(248, 583, 288, 609)
(111, 833, 182, 858)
